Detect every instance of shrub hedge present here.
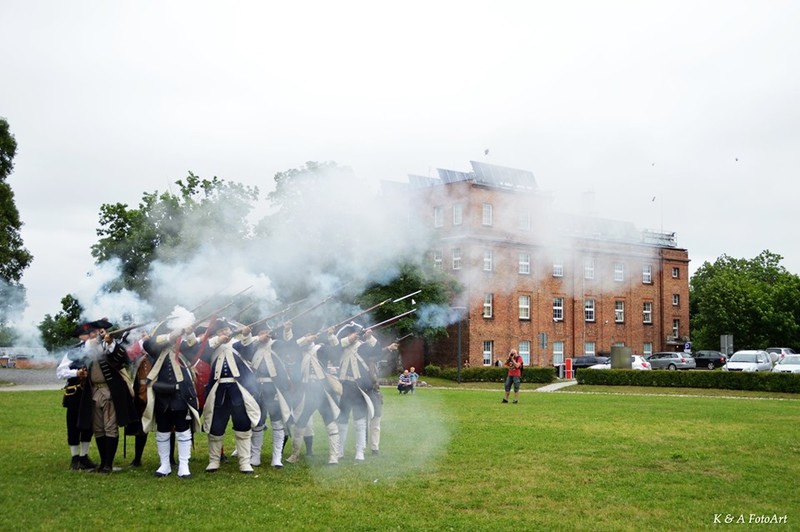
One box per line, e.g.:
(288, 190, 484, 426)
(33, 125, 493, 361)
(577, 369, 800, 393)
(424, 365, 556, 384)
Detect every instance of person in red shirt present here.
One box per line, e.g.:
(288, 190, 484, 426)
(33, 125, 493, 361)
(502, 349, 523, 404)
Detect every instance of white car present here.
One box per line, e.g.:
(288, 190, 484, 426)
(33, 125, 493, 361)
(588, 355, 651, 370)
(771, 355, 800, 374)
(724, 350, 773, 372)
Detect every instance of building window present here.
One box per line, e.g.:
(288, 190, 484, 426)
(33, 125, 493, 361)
(433, 250, 442, 270)
(553, 261, 564, 278)
(519, 340, 531, 366)
(483, 340, 493, 366)
(673, 294, 680, 306)
(452, 248, 462, 270)
(453, 203, 463, 226)
(552, 342, 565, 365)
(584, 257, 595, 280)
(483, 293, 493, 318)
(673, 319, 680, 338)
(519, 295, 531, 320)
(643, 264, 652, 284)
(553, 297, 564, 321)
(614, 301, 625, 323)
(519, 253, 530, 274)
(584, 299, 595, 322)
(584, 342, 596, 356)
(643, 342, 653, 357)
(483, 250, 493, 272)
(482, 203, 493, 226)
(518, 210, 531, 231)
(614, 262, 624, 282)
(643, 302, 653, 324)
(672, 267, 680, 279)
(434, 206, 443, 228)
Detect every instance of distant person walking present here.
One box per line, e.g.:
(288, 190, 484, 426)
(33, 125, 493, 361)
(502, 349, 523, 404)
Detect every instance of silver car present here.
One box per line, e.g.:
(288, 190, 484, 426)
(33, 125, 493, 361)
(771, 355, 800, 374)
(645, 352, 697, 370)
(724, 350, 773, 372)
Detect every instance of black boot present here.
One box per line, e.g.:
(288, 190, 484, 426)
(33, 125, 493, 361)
(101, 437, 119, 474)
(78, 454, 98, 471)
(70, 455, 80, 471)
(131, 433, 147, 467)
(304, 436, 314, 457)
(169, 432, 177, 466)
(93, 436, 107, 472)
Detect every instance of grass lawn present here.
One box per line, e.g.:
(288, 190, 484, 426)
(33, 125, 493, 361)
(0, 385, 798, 531)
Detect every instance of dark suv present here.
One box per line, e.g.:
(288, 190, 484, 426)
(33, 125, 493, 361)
(571, 356, 610, 373)
(693, 350, 727, 370)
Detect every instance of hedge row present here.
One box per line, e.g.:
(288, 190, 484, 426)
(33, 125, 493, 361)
(424, 365, 556, 384)
(577, 369, 800, 393)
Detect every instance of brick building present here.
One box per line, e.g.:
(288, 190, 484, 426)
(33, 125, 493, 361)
(407, 161, 690, 368)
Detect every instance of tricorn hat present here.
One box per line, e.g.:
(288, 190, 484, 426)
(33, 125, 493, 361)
(72, 318, 113, 338)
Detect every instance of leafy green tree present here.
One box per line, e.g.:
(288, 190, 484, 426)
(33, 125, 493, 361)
(38, 295, 84, 352)
(90, 172, 259, 297)
(0, 118, 33, 327)
(690, 250, 800, 350)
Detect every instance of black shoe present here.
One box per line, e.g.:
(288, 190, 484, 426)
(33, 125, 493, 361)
(501, 399, 508, 403)
(512, 400, 518, 404)
(130, 459, 142, 468)
(78, 455, 98, 470)
(178, 473, 192, 479)
(371, 450, 379, 456)
(70, 456, 80, 470)
(154, 471, 170, 478)
(96, 466, 113, 474)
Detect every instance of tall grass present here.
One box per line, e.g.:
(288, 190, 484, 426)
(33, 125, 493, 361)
(1, 387, 798, 531)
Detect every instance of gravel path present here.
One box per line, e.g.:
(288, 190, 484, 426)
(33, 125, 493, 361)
(0, 368, 62, 391)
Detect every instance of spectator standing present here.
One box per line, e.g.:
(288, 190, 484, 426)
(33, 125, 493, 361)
(408, 367, 419, 394)
(502, 349, 523, 404)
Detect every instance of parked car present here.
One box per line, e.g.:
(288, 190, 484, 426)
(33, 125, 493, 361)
(645, 352, 696, 370)
(771, 355, 800, 374)
(692, 350, 728, 370)
(571, 356, 610, 374)
(588, 355, 651, 370)
(723, 350, 773, 372)
(765, 347, 796, 363)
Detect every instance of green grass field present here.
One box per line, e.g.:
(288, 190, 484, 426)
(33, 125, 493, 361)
(1, 385, 798, 531)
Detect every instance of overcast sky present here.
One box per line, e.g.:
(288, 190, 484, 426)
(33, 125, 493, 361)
(2, 1, 799, 329)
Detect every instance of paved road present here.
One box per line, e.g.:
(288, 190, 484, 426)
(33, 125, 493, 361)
(0, 367, 62, 391)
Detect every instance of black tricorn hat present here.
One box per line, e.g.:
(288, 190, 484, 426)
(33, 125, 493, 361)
(72, 318, 113, 338)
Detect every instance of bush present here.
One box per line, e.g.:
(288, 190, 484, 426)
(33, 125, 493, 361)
(424, 364, 441, 378)
(577, 369, 800, 393)
(436, 366, 556, 384)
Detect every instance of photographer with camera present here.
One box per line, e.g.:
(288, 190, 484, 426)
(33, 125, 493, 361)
(501, 349, 523, 404)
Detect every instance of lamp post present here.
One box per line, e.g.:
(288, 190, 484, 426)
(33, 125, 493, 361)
(451, 307, 466, 384)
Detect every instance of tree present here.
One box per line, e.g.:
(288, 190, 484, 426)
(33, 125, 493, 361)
(38, 295, 84, 352)
(690, 250, 800, 350)
(0, 117, 33, 327)
(90, 172, 259, 297)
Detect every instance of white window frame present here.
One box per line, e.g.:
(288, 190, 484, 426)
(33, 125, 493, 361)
(673, 294, 680, 306)
(434, 206, 443, 228)
(584, 299, 595, 322)
(673, 319, 680, 338)
(483, 250, 493, 272)
(518, 253, 530, 275)
(614, 262, 624, 282)
(482, 203, 493, 226)
(584, 257, 595, 280)
(519, 295, 531, 320)
(483, 293, 493, 318)
(643, 264, 652, 284)
(453, 203, 463, 226)
(553, 297, 564, 321)
(452, 248, 462, 270)
(614, 301, 625, 323)
(483, 340, 493, 366)
(433, 250, 442, 270)
(519, 340, 531, 366)
(584, 342, 596, 356)
(552, 342, 565, 365)
(643, 301, 653, 324)
(553, 261, 564, 278)
(518, 210, 531, 231)
(643, 342, 653, 357)
(672, 267, 680, 279)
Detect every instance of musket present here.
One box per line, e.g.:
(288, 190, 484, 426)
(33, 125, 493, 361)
(231, 302, 257, 321)
(285, 295, 335, 326)
(322, 298, 392, 333)
(359, 308, 417, 334)
(106, 322, 154, 338)
(392, 289, 421, 304)
(188, 286, 229, 313)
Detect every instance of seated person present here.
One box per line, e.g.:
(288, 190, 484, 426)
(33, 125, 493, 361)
(397, 370, 414, 394)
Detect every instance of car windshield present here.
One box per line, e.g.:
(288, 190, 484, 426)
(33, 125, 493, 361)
(730, 353, 757, 363)
(777, 355, 800, 365)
